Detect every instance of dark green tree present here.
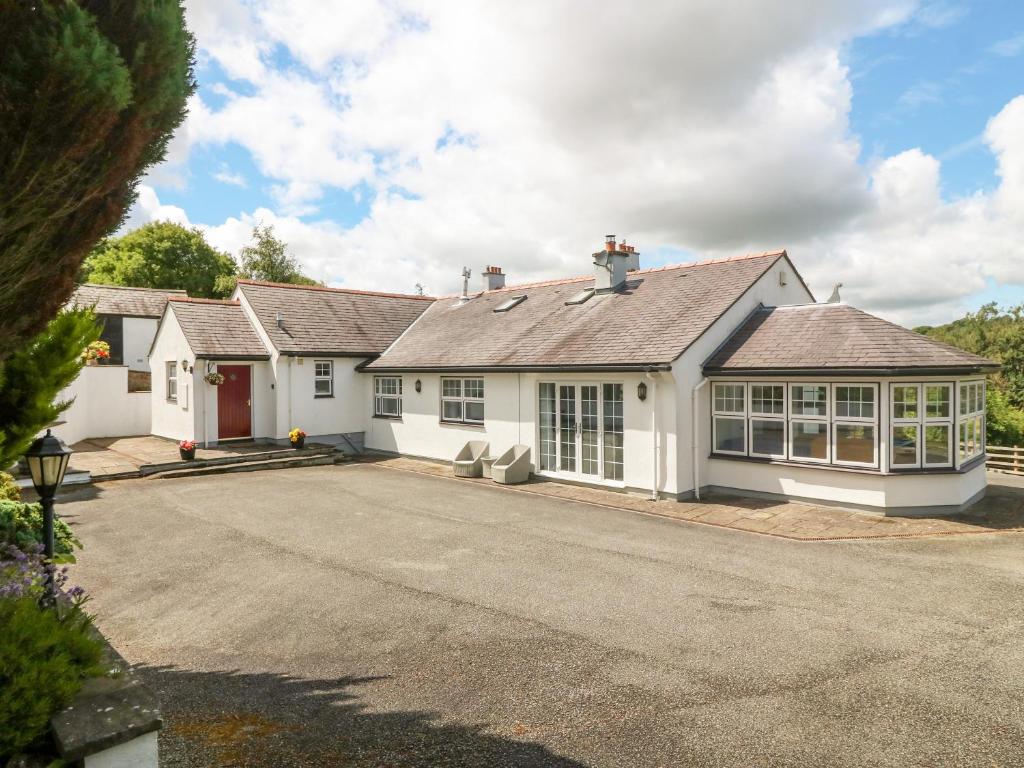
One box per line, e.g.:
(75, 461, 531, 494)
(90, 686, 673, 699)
(82, 221, 237, 298)
(0, 0, 196, 355)
(0, 310, 100, 470)
(215, 224, 320, 294)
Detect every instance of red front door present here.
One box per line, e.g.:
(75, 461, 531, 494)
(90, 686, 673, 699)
(217, 365, 252, 440)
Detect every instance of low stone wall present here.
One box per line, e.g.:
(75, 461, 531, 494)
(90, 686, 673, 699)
(50, 636, 160, 767)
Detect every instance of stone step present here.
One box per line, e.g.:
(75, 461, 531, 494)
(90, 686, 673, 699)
(149, 453, 337, 480)
(138, 445, 336, 476)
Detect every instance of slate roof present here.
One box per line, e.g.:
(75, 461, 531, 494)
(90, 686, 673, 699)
(169, 298, 270, 360)
(236, 281, 434, 357)
(70, 284, 186, 318)
(366, 251, 795, 371)
(703, 303, 999, 375)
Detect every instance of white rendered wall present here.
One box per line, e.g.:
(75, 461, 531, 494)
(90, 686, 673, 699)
(706, 458, 986, 510)
(274, 357, 368, 441)
(149, 311, 197, 442)
(51, 367, 151, 446)
(364, 370, 678, 496)
(673, 257, 819, 495)
(122, 317, 158, 372)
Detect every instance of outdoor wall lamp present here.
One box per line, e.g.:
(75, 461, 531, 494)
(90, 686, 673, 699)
(637, 381, 648, 401)
(415, 379, 422, 393)
(23, 430, 73, 603)
(181, 359, 188, 371)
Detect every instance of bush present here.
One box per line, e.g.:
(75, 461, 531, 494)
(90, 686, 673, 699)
(0, 500, 81, 562)
(0, 471, 19, 501)
(988, 388, 1024, 447)
(0, 596, 105, 758)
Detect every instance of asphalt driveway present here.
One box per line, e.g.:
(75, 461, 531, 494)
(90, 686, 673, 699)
(63, 464, 1024, 767)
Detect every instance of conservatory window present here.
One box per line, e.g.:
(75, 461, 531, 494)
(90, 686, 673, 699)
(958, 380, 986, 465)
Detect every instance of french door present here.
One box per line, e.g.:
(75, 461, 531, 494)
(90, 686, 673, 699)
(538, 382, 623, 482)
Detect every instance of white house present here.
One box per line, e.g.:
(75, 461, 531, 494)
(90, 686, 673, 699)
(149, 240, 997, 515)
(70, 284, 186, 372)
(50, 284, 185, 445)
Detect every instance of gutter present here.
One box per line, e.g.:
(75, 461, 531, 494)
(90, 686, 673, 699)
(702, 365, 1000, 377)
(195, 354, 271, 362)
(361, 363, 675, 374)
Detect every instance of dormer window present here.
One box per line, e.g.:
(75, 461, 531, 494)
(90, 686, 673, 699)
(493, 295, 526, 312)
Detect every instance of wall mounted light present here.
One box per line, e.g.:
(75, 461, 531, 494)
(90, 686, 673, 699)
(637, 381, 648, 401)
(415, 379, 422, 393)
(181, 359, 189, 372)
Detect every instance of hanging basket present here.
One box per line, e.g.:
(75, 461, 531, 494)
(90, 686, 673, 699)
(203, 372, 225, 386)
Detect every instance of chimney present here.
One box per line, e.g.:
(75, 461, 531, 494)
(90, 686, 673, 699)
(618, 239, 640, 271)
(592, 235, 631, 293)
(481, 265, 506, 291)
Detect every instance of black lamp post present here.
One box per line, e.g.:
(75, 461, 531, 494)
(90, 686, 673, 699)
(23, 429, 72, 602)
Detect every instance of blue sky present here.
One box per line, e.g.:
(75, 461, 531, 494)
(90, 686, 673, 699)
(137, 1, 1024, 326)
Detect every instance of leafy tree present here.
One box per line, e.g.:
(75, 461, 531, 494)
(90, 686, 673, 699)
(917, 303, 1024, 445)
(82, 221, 237, 298)
(0, 0, 196, 355)
(215, 224, 320, 294)
(0, 310, 100, 471)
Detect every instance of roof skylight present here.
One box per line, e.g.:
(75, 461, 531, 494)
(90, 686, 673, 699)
(493, 295, 527, 312)
(564, 288, 595, 306)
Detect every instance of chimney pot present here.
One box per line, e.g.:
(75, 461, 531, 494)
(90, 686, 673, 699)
(481, 265, 506, 291)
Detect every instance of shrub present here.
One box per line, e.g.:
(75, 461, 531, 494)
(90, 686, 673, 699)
(0, 500, 81, 562)
(0, 471, 19, 501)
(988, 388, 1024, 447)
(0, 596, 105, 758)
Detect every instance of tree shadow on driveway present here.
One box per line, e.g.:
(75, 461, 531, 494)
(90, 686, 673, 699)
(136, 664, 590, 768)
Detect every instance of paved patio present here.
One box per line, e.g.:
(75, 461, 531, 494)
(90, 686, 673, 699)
(67, 436, 279, 478)
(361, 455, 1024, 541)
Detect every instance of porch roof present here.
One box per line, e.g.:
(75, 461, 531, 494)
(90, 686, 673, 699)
(365, 251, 792, 372)
(702, 303, 999, 376)
(169, 298, 270, 360)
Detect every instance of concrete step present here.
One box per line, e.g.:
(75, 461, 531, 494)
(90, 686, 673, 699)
(150, 453, 337, 480)
(138, 445, 336, 477)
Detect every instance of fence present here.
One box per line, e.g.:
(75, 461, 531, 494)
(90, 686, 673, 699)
(987, 445, 1024, 475)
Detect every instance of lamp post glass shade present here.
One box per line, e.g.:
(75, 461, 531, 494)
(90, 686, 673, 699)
(24, 429, 72, 498)
(637, 381, 648, 401)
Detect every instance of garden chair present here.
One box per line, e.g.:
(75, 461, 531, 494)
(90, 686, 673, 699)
(452, 440, 489, 477)
(491, 445, 531, 485)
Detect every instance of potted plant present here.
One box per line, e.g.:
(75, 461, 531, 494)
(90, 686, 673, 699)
(203, 371, 225, 385)
(289, 428, 306, 449)
(179, 440, 197, 461)
(81, 340, 111, 366)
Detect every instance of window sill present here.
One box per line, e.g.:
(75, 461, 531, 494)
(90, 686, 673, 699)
(439, 420, 486, 430)
(373, 414, 402, 421)
(314, 395, 334, 399)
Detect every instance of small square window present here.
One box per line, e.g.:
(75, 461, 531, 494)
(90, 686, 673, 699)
(314, 360, 333, 398)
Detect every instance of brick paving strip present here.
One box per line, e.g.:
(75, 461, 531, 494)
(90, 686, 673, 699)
(356, 455, 1024, 542)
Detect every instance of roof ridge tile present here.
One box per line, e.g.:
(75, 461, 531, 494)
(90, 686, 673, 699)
(237, 279, 435, 301)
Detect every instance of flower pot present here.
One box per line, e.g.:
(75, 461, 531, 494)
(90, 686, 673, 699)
(85, 358, 98, 366)
(290, 436, 305, 449)
(179, 448, 196, 461)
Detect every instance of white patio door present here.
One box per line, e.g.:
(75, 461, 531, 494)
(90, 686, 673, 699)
(539, 382, 623, 482)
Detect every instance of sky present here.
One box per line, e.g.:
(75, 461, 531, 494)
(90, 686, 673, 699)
(131, 0, 1024, 327)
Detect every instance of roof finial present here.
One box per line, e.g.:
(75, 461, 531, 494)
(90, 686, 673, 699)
(827, 283, 843, 304)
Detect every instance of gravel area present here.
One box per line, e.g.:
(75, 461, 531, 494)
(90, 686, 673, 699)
(63, 464, 1024, 767)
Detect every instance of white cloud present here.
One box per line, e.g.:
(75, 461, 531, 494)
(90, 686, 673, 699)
(991, 32, 1024, 58)
(130, 0, 1024, 324)
(213, 167, 248, 187)
(122, 185, 191, 231)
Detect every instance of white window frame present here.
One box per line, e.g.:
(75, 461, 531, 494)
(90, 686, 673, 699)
(313, 360, 333, 398)
(373, 376, 402, 418)
(922, 383, 954, 469)
(166, 361, 178, 403)
(889, 383, 923, 469)
(788, 383, 830, 464)
(748, 382, 786, 459)
(711, 382, 747, 456)
(957, 380, 986, 466)
(440, 377, 485, 425)
(831, 383, 879, 468)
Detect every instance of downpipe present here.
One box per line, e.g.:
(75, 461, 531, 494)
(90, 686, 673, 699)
(692, 377, 709, 500)
(647, 370, 660, 501)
